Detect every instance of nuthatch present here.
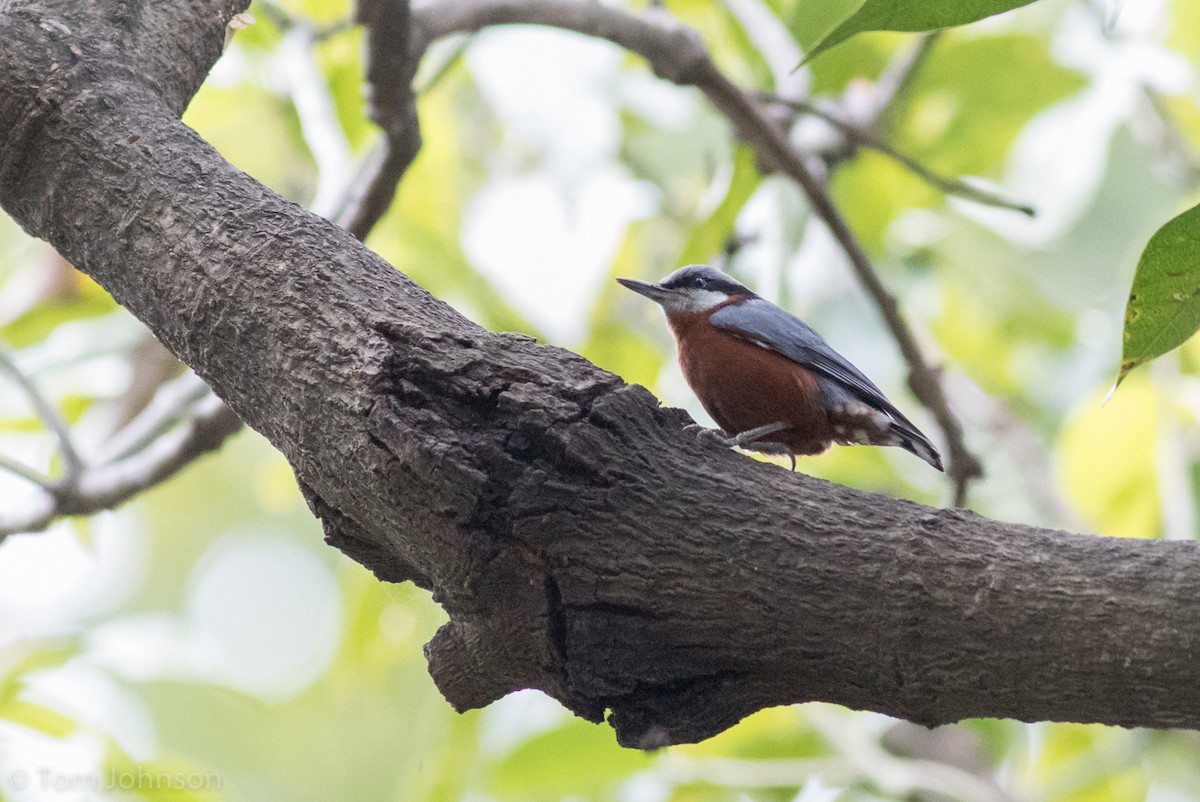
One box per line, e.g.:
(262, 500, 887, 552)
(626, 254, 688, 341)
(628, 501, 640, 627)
(617, 265, 943, 471)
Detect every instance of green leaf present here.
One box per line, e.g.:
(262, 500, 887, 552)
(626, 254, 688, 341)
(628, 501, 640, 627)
(678, 145, 761, 266)
(789, 0, 863, 60)
(894, 35, 1085, 177)
(0, 700, 77, 739)
(1118, 203, 1200, 386)
(825, 35, 1083, 251)
(797, 0, 1042, 62)
(806, 31, 895, 97)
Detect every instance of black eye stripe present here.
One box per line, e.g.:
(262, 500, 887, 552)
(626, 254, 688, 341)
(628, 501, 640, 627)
(661, 269, 750, 295)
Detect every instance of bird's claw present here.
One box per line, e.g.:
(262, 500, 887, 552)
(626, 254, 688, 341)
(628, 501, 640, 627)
(685, 422, 798, 470)
(685, 423, 736, 447)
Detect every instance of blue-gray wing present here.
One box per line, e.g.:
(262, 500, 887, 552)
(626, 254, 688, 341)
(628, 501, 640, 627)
(710, 298, 891, 409)
(709, 298, 942, 469)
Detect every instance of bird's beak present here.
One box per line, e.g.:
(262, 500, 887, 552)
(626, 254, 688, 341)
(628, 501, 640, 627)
(616, 277, 674, 305)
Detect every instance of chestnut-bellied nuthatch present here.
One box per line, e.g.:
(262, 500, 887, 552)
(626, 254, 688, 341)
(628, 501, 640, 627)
(617, 265, 943, 471)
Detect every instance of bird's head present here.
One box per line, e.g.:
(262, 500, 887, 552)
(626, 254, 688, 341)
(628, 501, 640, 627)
(616, 265, 754, 313)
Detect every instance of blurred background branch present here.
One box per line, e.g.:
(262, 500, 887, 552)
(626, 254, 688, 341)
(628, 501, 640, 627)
(0, 368, 242, 540)
(0, 347, 83, 488)
(662, 710, 1019, 802)
(0, 0, 428, 539)
(757, 91, 1037, 215)
(334, 0, 423, 238)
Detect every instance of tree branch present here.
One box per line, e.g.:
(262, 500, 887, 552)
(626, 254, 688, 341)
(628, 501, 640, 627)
(2, 0, 1198, 751)
(0, 0, 428, 537)
(662, 710, 1016, 802)
(0, 373, 243, 539)
(757, 92, 1036, 216)
(0, 451, 55, 490)
(334, 0, 422, 239)
(0, 346, 83, 484)
(410, 0, 983, 505)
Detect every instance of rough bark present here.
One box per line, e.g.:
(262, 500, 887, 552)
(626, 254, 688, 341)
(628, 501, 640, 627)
(2, 0, 1200, 749)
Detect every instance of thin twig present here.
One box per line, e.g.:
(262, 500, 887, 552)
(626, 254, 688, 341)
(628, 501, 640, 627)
(95, 372, 213, 463)
(0, 453, 55, 490)
(660, 709, 1019, 802)
(410, 0, 986, 504)
(0, 338, 241, 539)
(0, 393, 242, 540)
(260, 0, 420, 230)
(0, 346, 84, 485)
(868, 32, 941, 131)
(805, 705, 1018, 802)
(758, 92, 1036, 216)
(865, 138, 1034, 216)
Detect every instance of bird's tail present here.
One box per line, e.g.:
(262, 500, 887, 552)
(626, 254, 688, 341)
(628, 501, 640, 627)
(889, 419, 944, 472)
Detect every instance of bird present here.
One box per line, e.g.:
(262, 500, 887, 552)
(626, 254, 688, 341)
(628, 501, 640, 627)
(617, 265, 943, 471)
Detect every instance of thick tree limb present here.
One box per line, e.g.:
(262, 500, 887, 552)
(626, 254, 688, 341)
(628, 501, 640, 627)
(2, 0, 1200, 750)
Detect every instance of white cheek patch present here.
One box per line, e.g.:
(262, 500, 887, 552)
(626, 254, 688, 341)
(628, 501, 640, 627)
(661, 289, 731, 313)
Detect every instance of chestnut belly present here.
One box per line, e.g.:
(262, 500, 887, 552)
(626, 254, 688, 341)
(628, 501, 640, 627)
(677, 331, 834, 455)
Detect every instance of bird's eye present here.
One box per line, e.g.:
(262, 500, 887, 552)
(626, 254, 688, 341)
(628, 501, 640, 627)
(692, 277, 707, 289)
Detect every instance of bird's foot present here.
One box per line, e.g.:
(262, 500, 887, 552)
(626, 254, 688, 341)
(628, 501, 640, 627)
(686, 422, 797, 470)
(684, 423, 736, 448)
(729, 421, 789, 449)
